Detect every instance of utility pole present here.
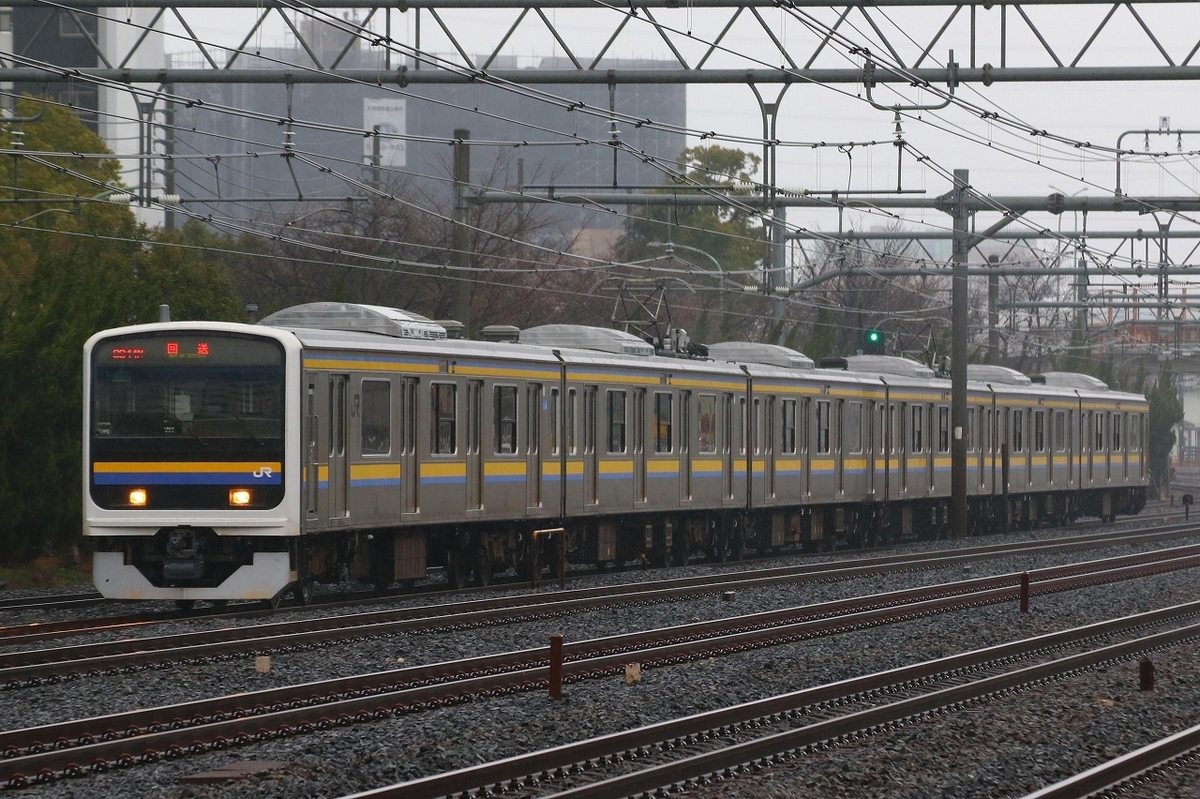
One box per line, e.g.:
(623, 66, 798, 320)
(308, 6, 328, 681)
(987, 254, 1000, 361)
(951, 169, 970, 539)
(452, 129, 471, 332)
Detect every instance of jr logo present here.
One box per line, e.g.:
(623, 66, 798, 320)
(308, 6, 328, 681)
(253, 466, 274, 479)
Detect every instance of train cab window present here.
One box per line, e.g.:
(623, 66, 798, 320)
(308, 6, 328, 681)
(1054, 410, 1067, 451)
(361, 379, 391, 456)
(1112, 413, 1122, 451)
(494, 386, 518, 454)
(1012, 410, 1024, 453)
(431, 383, 457, 454)
(607, 390, 627, 454)
(910, 405, 923, 453)
(781, 399, 797, 455)
(1095, 412, 1105, 450)
(816, 400, 831, 454)
(937, 406, 950, 453)
(654, 392, 673, 453)
(846, 402, 863, 453)
(1034, 410, 1045, 453)
(698, 394, 717, 454)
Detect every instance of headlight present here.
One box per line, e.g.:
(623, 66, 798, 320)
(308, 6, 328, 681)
(128, 488, 148, 506)
(229, 488, 252, 506)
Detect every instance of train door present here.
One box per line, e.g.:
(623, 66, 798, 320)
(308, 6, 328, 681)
(901, 403, 912, 494)
(834, 399, 845, 495)
(527, 383, 543, 510)
(723, 393, 735, 502)
(1085, 411, 1094, 484)
(802, 398, 812, 497)
(680, 390, 692, 502)
(466, 380, 483, 512)
(305, 373, 319, 521)
(1117, 413, 1127, 480)
(584, 386, 598, 506)
(400, 378, 418, 516)
(327, 374, 349, 521)
(867, 400, 878, 499)
(633, 388, 646, 505)
(765, 396, 776, 499)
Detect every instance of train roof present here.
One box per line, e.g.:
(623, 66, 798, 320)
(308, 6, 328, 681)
(707, 341, 815, 370)
(259, 302, 448, 340)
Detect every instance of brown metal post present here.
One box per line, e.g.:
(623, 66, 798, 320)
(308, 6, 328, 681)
(1019, 571, 1030, 613)
(548, 634, 564, 699)
(1140, 658, 1155, 691)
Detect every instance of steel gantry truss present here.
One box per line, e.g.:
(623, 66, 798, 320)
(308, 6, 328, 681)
(5, 0, 1200, 540)
(5, 0, 1200, 85)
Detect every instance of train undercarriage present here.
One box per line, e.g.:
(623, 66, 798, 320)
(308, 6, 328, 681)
(327, 484, 1148, 591)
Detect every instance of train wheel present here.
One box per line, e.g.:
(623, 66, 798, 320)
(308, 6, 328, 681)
(175, 599, 196, 615)
(297, 578, 315, 606)
(474, 550, 492, 587)
(446, 550, 469, 590)
(673, 537, 691, 567)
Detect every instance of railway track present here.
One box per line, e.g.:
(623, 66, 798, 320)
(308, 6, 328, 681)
(4, 529, 1200, 688)
(1023, 722, 1200, 798)
(1, 547, 1199, 788)
(1, 520, 1196, 652)
(352, 616, 1200, 799)
(4, 576, 1198, 792)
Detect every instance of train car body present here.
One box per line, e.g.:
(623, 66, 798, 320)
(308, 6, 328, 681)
(82, 304, 1148, 605)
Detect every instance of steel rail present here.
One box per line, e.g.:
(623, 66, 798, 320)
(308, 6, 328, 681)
(2, 535, 1200, 686)
(343, 607, 1200, 798)
(1022, 723, 1200, 798)
(523, 621, 1200, 799)
(2, 556, 1199, 787)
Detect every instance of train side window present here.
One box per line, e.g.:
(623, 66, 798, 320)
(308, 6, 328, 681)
(494, 385, 518, 454)
(966, 407, 976, 452)
(1112, 413, 1122, 451)
(654, 392, 673, 453)
(1095, 412, 1105, 450)
(937, 406, 950, 453)
(431, 383, 457, 455)
(781, 399, 797, 455)
(1012, 409, 1024, 453)
(361, 379, 391, 456)
(816, 400, 831, 454)
(607, 390, 627, 454)
(910, 405, 923, 453)
(698, 394, 717, 454)
(846, 401, 863, 453)
(1054, 410, 1066, 451)
(1034, 410, 1045, 453)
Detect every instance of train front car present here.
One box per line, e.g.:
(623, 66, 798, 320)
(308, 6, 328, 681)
(83, 323, 302, 607)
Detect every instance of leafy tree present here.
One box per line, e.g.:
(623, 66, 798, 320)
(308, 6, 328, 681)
(616, 145, 765, 342)
(0, 99, 241, 565)
(1144, 367, 1184, 497)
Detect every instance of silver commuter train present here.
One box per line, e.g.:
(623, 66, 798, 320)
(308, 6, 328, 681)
(83, 302, 1148, 606)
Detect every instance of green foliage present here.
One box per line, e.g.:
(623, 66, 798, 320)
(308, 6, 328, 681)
(617, 145, 764, 341)
(1144, 368, 1184, 495)
(0, 101, 241, 565)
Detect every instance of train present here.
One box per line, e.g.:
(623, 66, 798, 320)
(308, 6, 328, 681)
(83, 302, 1148, 608)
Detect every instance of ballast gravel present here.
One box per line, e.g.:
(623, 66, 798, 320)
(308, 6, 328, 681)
(5, 512, 1200, 799)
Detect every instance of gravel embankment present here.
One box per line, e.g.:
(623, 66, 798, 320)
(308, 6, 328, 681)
(5, 516, 1200, 799)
